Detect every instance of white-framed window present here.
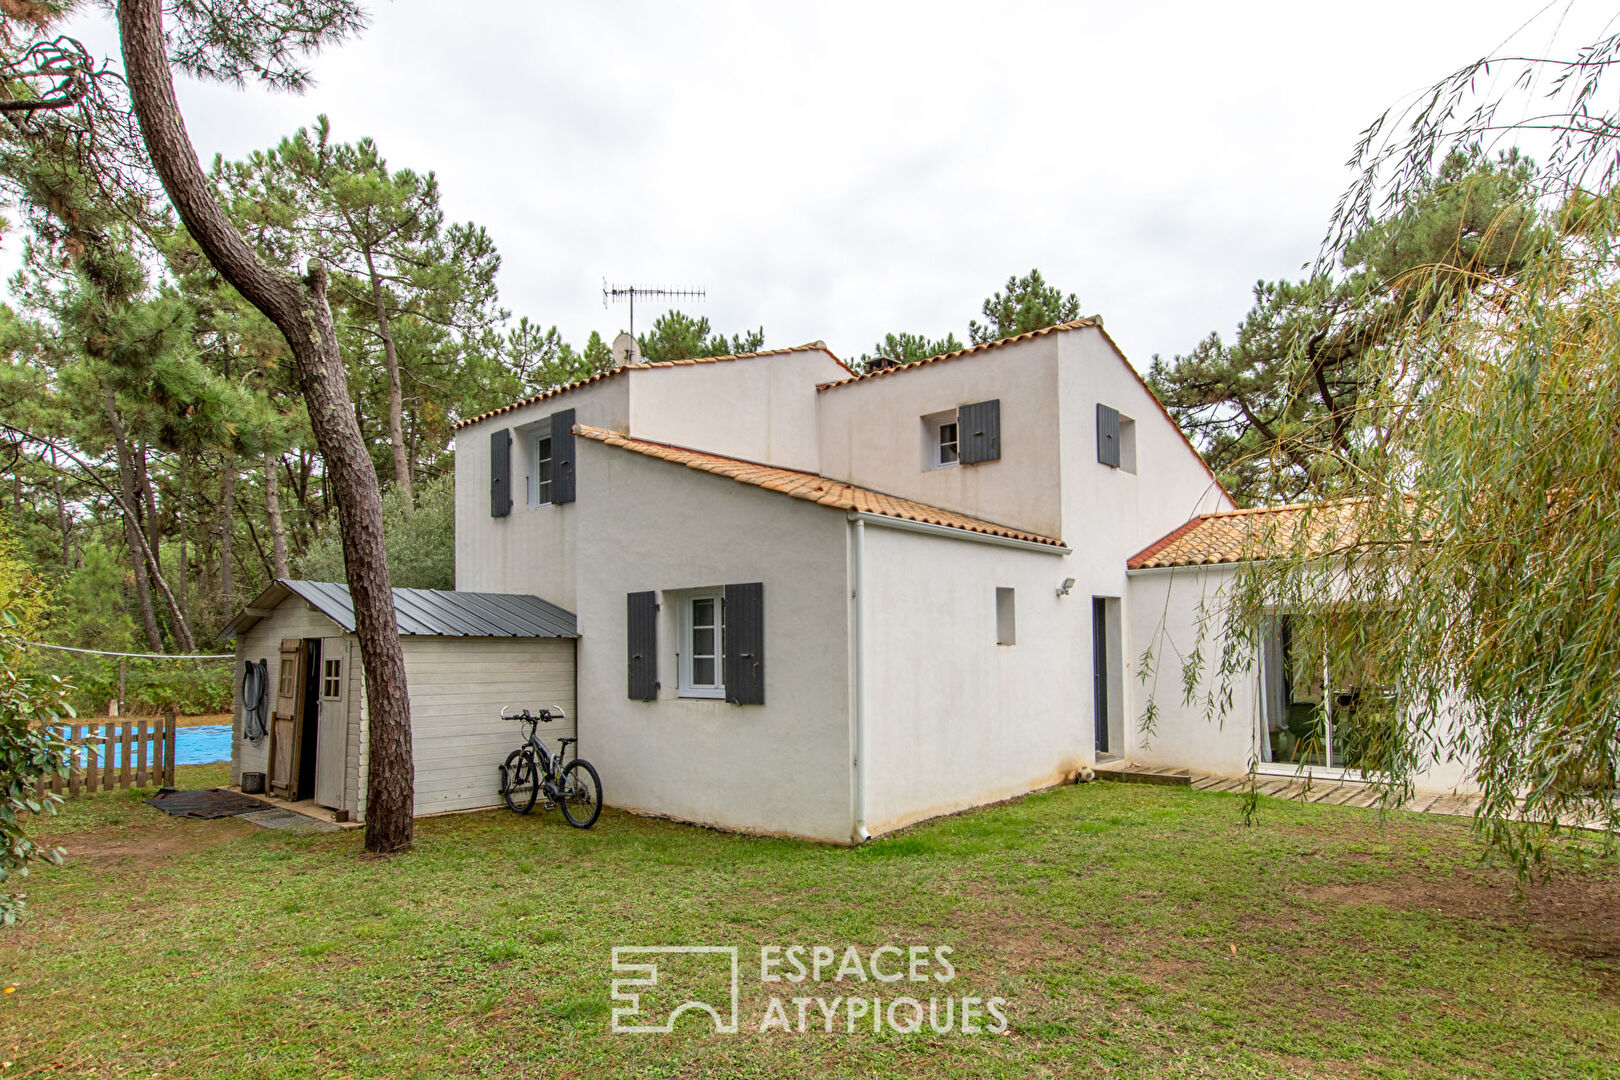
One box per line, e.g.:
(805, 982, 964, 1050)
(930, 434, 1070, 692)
(321, 657, 342, 700)
(924, 410, 959, 469)
(532, 433, 554, 506)
(677, 588, 725, 699)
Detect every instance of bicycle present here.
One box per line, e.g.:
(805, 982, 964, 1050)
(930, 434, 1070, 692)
(497, 706, 603, 828)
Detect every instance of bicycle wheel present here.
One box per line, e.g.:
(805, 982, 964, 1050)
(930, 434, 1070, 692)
(502, 748, 539, 814)
(559, 759, 602, 828)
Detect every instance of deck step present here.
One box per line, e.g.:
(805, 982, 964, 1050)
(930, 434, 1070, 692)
(1095, 764, 1192, 787)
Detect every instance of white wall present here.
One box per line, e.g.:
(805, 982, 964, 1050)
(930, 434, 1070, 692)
(453, 378, 629, 605)
(1126, 564, 1481, 793)
(816, 335, 1065, 538)
(628, 349, 847, 473)
(858, 522, 1081, 835)
(571, 438, 855, 842)
(1054, 327, 1234, 624)
(403, 637, 576, 817)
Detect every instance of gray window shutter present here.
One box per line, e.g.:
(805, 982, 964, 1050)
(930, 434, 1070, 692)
(627, 592, 658, 701)
(550, 408, 577, 504)
(1097, 404, 1121, 467)
(490, 428, 512, 517)
(957, 399, 1001, 464)
(723, 582, 765, 705)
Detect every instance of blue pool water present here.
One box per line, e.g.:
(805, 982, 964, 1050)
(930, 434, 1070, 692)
(61, 723, 234, 767)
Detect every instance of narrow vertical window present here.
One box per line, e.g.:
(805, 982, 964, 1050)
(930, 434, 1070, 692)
(535, 435, 554, 505)
(678, 589, 726, 698)
(938, 420, 959, 465)
(690, 596, 719, 687)
(996, 587, 1016, 646)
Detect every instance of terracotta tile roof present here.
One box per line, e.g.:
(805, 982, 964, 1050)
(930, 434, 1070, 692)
(1128, 501, 1367, 570)
(814, 319, 1099, 390)
(454, 343, 853, 431)
(575, 425, 1066, 548)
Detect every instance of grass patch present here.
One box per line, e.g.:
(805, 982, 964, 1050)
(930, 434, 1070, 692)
(1, 782, 1616, 1078)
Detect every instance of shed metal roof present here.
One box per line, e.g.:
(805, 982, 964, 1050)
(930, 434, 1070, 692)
(222, 580, 577, 640)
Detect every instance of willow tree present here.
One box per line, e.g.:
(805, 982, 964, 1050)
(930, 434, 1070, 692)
(1179, 23, 1620, 873)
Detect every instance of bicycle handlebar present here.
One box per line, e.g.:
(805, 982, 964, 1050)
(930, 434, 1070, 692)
(499, 705, 568, 723)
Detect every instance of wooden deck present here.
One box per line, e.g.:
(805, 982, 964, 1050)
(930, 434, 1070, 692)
(1178, 770, 1611, 830)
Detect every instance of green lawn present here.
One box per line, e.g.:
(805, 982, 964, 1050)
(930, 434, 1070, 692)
(2, 771, 1617, 1079)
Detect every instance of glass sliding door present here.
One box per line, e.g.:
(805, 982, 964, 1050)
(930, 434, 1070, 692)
(1260, 614, 1396, 772)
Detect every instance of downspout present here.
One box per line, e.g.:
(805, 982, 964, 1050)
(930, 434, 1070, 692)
(850, 516, 870, 842)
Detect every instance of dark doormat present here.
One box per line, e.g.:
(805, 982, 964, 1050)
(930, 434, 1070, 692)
(146, 788, 273, 819)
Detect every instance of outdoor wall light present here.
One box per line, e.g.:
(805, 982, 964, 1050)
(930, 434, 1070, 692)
(1056, 578, 1076, 597)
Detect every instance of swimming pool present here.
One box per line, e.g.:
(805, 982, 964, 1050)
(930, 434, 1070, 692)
(68, 723, 234, 767)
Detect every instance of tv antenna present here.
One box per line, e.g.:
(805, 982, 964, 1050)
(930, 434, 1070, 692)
(602, 280, 706, 338)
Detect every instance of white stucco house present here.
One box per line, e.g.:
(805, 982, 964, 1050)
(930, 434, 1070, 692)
(229, 317, 1476, 841)
(450, 319, 1238, 843)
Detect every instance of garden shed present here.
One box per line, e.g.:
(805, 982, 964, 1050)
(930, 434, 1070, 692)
(223, 579, 578, 821)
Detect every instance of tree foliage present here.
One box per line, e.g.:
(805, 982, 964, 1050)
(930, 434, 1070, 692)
(968, 268, 1082, 345)
(1149, 148, 1545, 504)
(858, 330, 963, 369)
(636, 310, 765, 364)
(0, 526, 71, 923)
(1170, 19, 1620, 872)
(297, 472, 452, 590)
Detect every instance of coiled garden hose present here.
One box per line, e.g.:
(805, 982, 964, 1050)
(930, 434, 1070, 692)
(241, 659, 269, 744)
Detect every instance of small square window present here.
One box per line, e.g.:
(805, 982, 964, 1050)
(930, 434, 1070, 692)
(678, 589, 725, 698)
(321, 657, 342, 700)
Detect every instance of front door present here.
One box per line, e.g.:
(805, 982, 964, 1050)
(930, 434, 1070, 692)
(314, 638, 348, 810)
(1093, 597, 1109, 754)
(268, 637, 307, 798)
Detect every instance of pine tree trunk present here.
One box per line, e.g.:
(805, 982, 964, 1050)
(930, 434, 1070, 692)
(175, 451, 188, 621)
(136, 439, 162, 578)
(266, 450, 289, 579)
(106, 390, 165, 651)
(52, 458, 71, 568)
(217, 451, 236, 624)
(121, 0, 414, 853)
(365, 255, 412, 502)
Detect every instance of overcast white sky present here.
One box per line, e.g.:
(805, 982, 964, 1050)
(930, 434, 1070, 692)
(30, 1, 1614, 370)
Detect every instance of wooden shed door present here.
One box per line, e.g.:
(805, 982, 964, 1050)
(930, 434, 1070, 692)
(269, 638, 307, 799)
(314, 638, 348, 810)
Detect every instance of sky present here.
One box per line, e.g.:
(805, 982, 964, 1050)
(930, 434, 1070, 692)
(27, 0, 1616, 372)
